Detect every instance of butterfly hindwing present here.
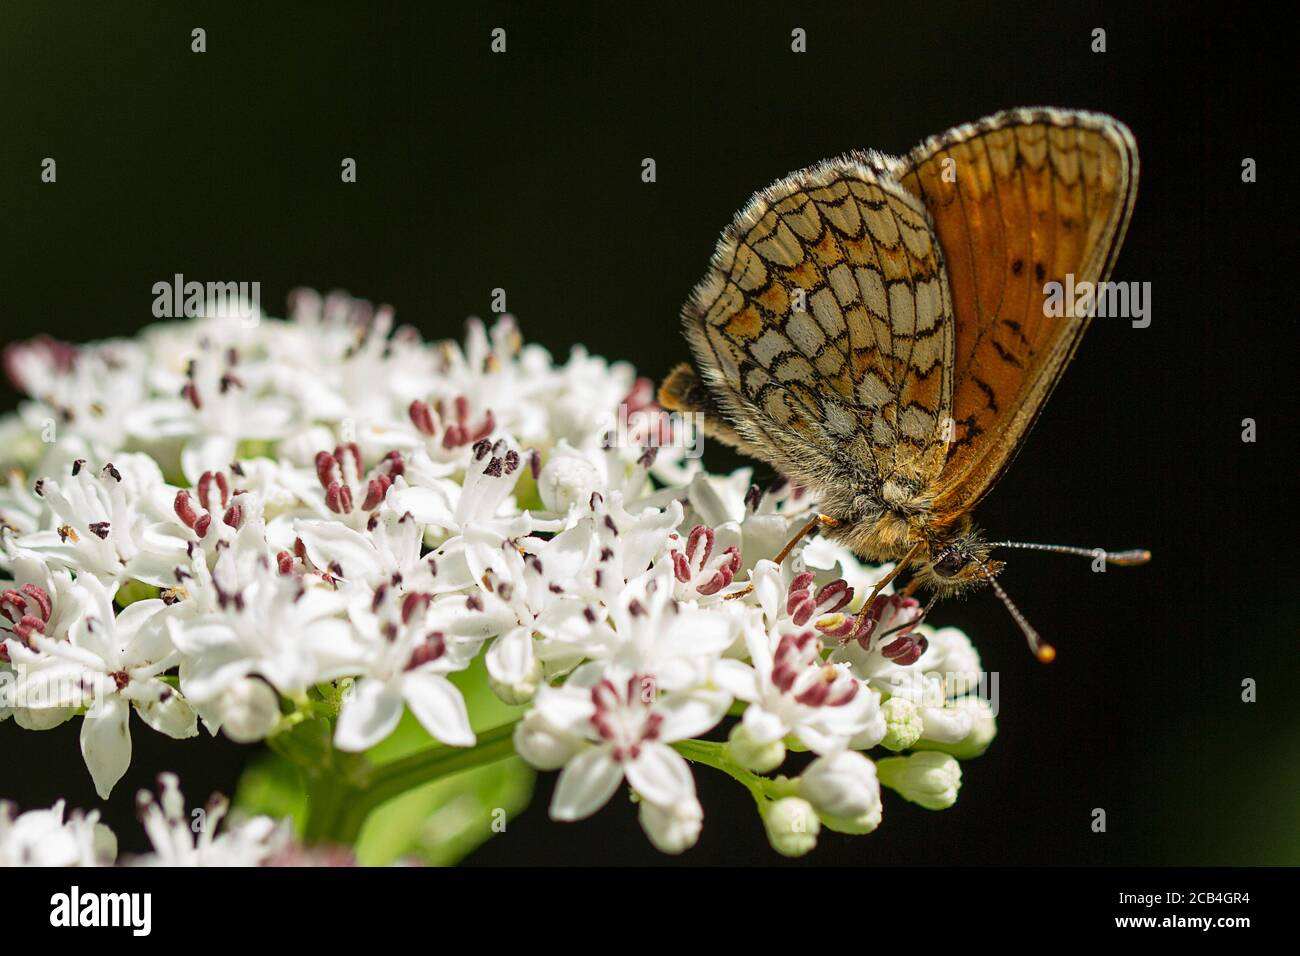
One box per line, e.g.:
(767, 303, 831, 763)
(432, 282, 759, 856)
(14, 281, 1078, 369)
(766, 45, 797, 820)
(892, 108, 1139, 522)
(674, 155, 956, 516)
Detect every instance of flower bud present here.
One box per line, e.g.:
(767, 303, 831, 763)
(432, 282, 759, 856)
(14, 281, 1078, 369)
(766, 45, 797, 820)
(879, 696, 924, 751)
(819, 804, 882, 835)
(919, 626, 982, 688)
(513, 709, 581, 770)
(537, 444, 602, 513)
(876, 751, 962, 810)
(847, 687, 887, 750)
(487, 655, 544, 706)
(798, 750, 880, 820)
(762, 796, 820, 857)
(914, 696, 998, 759)
(727, 721, 785, 773)
(13, 706, 74, 731)
(916, 703, 973, 745)
(218, 678, 281, 743)
(639, 798, 703, 854)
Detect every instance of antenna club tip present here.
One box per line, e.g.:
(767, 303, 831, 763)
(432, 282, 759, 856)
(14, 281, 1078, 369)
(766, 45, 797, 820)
(1110, 548, 1152, 566)
(1036, 645, 1057, 664)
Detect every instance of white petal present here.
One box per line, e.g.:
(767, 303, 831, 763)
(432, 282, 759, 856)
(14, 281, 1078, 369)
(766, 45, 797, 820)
(655, 689, 732, 743)
(618, 500, 683, 577)
(177, 646, 253, 703)
(712, 658, 759, 701)
(334, 679, 404, 752)
(625, 741, 695, 807)
(295, 520, 381, 582)
(537, 522, 594, 583)
(550, 746, 624, 821)
(134, 688, 199, 739)
(485, 627, 535, 685)
(655, 607, 736, 659)
(402, 672, 475, 747)
(532, 683, 596, 734)
(387, 483, 457, 531)
(168, 617, 237, 657)
(743, 703, 788, 744)
(308, 619, 370, 681)
(80, 698, 132, 799)
(793, 722, 844, 755)
(181, 435, 238, 486)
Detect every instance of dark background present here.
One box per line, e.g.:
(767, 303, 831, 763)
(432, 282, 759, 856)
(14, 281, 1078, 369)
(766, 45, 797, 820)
(1, 1, 1294, 865)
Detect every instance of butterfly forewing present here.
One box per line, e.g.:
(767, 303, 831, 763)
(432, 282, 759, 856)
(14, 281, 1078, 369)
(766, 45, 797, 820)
(893, 108, 1139, 521)
(681, 157, 956, 512)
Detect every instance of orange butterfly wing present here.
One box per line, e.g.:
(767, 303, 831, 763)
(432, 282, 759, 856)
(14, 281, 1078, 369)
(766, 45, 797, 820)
(893, 108, 1139, 524)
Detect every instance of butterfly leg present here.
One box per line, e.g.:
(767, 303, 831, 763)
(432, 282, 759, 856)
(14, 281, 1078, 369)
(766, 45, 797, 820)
(850, 540, 926, 638)
(724, 513, 840, 600)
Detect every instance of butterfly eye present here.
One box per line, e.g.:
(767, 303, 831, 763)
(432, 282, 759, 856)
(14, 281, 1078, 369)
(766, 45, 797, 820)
(933, 551, 967, 578)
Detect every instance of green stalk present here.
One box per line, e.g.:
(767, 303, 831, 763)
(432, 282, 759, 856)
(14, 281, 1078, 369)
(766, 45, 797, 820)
(672, 739, 791, 804)
(303, 720, 520, 846)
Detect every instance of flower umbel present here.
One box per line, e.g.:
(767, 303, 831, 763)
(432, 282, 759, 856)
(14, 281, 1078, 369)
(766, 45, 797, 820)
(0, 294, 996, 861)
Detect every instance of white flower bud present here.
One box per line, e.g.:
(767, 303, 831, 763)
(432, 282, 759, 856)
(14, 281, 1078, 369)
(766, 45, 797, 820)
(915, 696, 998, 759)
(218, 678, 281, 743)
(513, 709, 582, 770)
(763, 796, 820, 857)
(13, 706, 74, 731)
(819, 804, 882, 835)
(879, 696, 924, 751)
(920, 626, 983, 690)
(639, 798, 703, 854)
(876, 751, 962, 810)
(848, 687, 887, 750)
(537, 444, 602, 513)
(916, 703, 973, 745)
(487, 655, 544, 706)
(798, 750, 880, 820)
(727, 721, 785, 773)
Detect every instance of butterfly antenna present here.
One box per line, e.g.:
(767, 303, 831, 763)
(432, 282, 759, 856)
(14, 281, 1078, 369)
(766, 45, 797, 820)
(975, 559, 1056, 663)
(988, 541, 1151, 566)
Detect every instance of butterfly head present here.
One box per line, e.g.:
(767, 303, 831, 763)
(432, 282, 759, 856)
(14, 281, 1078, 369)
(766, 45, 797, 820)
(915, 524, 1004, 598)
(910, 524, 1054, 661)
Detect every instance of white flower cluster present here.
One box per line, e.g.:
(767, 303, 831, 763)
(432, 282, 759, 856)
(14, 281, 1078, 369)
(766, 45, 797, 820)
(1, 774, 296, 866)
(0, 291, 995, 857)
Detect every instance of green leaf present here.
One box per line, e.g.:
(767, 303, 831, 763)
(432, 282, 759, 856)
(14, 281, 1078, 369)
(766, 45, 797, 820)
(355, 745, 533, 866)
(115, 579, 160, 608)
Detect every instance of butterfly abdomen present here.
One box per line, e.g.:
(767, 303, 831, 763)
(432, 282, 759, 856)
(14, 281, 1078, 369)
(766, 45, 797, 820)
(659, 361, 767, 457)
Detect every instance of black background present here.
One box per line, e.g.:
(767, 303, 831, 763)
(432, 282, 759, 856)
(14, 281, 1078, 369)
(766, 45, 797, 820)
(1, 1, 1294, 866)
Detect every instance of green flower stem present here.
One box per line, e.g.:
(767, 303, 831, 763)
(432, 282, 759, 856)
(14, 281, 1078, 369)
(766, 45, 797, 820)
(363, 721, 519, 808)
(303, 720, 521, 846)
(672, 739, 793, 805)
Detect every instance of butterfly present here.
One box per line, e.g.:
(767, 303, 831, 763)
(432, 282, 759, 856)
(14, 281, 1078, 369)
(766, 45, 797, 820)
(659, 107, 1148, 661)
